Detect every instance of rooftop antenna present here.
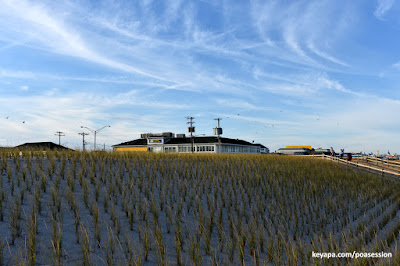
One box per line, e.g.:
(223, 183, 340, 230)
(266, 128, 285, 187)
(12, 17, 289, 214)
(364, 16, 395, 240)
(186, 116, 195, 153)
(55, 131, 65, 146)
(214, 118, 223, 153)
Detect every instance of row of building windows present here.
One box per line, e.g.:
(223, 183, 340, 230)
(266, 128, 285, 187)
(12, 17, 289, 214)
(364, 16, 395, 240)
(177, 146, 215, 153)
(178, 146, 191, 152)
(197, 146, 215, 152)
(220, 145, 259, 153)
(167, 145, 258, 153)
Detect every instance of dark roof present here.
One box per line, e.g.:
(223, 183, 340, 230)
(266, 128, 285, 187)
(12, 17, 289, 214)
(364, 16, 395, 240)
(15, 142, 72, 150)
(167, 136, 260, 146)
(113, 138, 147, 147)
(113, 136, 264, 147)
(254, 143, 267, 149)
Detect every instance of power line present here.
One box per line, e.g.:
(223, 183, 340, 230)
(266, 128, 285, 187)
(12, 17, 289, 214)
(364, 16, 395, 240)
(78, 132, 89, 151)
(55, 131, 65, 146)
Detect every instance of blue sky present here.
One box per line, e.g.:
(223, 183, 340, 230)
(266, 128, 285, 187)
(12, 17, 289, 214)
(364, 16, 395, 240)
(0, 0, 399, 153)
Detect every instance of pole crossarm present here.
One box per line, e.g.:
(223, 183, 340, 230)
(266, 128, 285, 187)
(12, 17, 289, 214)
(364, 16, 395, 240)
(55, 131, 65, 146)
(78, 132, 89, 151)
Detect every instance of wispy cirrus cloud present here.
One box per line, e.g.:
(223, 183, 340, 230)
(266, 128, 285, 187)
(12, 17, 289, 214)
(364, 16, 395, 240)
(215, 98, 275, 111)
(307, 42, 350, 67)
(0, 69, 36, 79)
(0, 0, 354, 96)
(0, 0, 173, 82)
(249, 0, 353, 70)
(374, 0, 395, 20)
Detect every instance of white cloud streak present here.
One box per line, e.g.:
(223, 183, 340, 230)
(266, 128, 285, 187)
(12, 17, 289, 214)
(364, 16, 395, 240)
(0, 0, 173, 82)
(249, 0, 353, 70)
(374, 0, 395, 20)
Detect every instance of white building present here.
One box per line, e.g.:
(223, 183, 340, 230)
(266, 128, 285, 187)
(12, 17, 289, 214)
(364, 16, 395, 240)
(112, 132, 269, 154)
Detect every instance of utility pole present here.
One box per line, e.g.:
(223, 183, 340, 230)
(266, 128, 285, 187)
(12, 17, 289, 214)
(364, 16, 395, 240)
(78, 132, 89, 151)
(81, 125, 110, 151)
(186, 116, 195, 153)
(214, 118, 223, 153)
(55, 131, 65, 146)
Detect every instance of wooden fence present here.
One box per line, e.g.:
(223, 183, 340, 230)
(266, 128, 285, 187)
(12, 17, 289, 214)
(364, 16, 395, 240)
(311, 154, 400, 177)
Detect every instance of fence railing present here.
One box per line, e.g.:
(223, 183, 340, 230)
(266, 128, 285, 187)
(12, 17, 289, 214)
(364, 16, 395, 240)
(312, 154, 400, 177)
(365, 155, 400, 166)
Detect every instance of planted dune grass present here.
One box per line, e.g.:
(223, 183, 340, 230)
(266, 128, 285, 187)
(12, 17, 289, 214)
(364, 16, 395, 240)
(0, 149, 399, 265)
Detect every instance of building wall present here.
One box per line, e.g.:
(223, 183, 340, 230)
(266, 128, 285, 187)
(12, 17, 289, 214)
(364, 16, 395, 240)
(114, 147, 148, 152)
(277, 149, 310, 155)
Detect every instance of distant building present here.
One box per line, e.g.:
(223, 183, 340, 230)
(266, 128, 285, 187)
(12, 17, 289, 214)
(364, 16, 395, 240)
(15, 142, 72, 151)
(277, 147, 312, 155)
(286, 145, 312, 150)
(0, 146, 13, 150)
(112, 133, 268, 154)
(313, 148, 330, 155)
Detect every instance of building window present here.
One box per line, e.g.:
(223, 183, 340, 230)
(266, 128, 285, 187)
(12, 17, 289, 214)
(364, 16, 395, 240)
(179, 146, 190, 153)
(165, 147, 176, 152)
(149, 146, 163, 152)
